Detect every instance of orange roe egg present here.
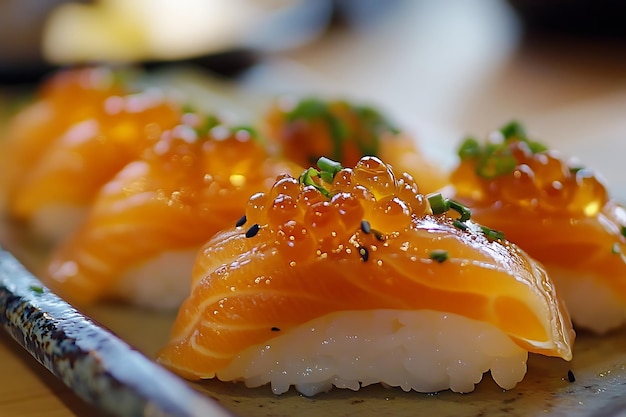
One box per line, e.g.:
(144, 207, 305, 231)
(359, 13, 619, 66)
(452, 133, 610, 217)
(244, 156, 434, 260)
(370, 196, 412, 232)
(304, 201, 343, 241)
(352, 156, 397, 199)
(246, 192, 270, 225)
(330, 192, 365, 232)
(268, 195, 301, 227)
(297, 185, 328, 207)
(396, 172, 430, 215)
(270, 176, 301, 200)
(567, 169, 609, 216)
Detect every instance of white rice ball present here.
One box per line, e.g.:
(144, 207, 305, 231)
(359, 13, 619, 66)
(216, 309, 528, 396)
(112, 249, 196, 310)
(549, 266, 626, 334)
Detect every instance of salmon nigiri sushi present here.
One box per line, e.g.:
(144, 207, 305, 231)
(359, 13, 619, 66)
(262, 96, 448, 194)
(446, 122, 626, 333)
(1, 66, 181, 242)
(43, 114, 301, 309)
(158, 156, 574, 396)
(0, 66, 127, 213)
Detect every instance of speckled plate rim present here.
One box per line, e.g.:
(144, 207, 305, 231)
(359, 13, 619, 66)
(0, 244, 236, 417)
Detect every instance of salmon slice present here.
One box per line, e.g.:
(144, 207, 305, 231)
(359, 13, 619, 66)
(158, 156, 574, 383)
(0, 67, 127, 212)
(43, 116, 301, 309)
(262, 97, 448, 194)
(1, 66, 181, 241)
(446, 121, 626, 333)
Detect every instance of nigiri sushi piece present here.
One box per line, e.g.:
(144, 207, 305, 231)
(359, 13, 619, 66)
(1, 66, 181, 242)
(446, 121, 626, 333)
(43, 115, 301, 309)
(0, 66, 127, 213)
(158, 156, 574, 396)
(262, 96, 448, 194)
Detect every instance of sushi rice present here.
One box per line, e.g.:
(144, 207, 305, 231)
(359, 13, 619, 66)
(216, 309, 528, 396)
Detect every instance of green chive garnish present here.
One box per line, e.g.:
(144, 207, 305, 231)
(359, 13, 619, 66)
(621, 226, 626, 239)
(459, 121, 549, 179)
(458, 138, 480, 160)
(429, 250, 449, 263)
(499, 120, 526, 140)
(452, 219, 468, 231)
(428, 193, 449, 215)
(298, 158, 344, 198)
(29, 285, 44, 294)
(481, 226, 505, 241)
(317, 157, 343, 183)
(448, 200, 472, 222)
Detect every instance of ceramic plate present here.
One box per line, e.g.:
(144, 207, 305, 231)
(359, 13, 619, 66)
(1, 69, 626, 417)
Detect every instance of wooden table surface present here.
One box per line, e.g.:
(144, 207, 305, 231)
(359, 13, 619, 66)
(2, 2, 626, 416)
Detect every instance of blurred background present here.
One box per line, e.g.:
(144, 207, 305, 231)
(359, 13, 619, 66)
(1, 0, 625, 195)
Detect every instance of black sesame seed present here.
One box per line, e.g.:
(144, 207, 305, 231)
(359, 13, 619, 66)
(359, 246, 369, 262)
(361, 220, 371, 234)
(271, 327, 281, 332)
(373, 231, 384, 241)
(245, 223, 260, 238)
(567, 370, 576, 383)
(236, 215, 247, 227)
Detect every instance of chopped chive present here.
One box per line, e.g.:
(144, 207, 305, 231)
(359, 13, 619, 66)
(427, 193, 449, 215)
(299, 167, 330, 198)
(359, 246, 369, 262)
(317, 156, 343, 183)
(499, 120, 526, 140)
(182, 103, 196, 114)
(452, 220, 468, 231)
(429, 250, 449, 263)
(527, 140, 548, 154)
(353, 104, 397, 156)
(567, 370, 576, 383)
(460, 121, 549, 180)
(621, 226, 626, 239)
(271, 327, 281, 332)
(236, 215, 247, 228)
(458, 138, 480, 160)
(298, 158, 343, 198)
(245, 224, 260, 238)
(195, 114, 220, 136)
(481, 226, 505, 241)
(29, 285, 44, 294)
(361, 220, 372, 234)
(448, 200, 472, 222)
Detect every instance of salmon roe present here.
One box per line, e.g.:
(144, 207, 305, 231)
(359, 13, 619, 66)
(263, 97, 399, 168)
(451, 125, 609, 216)
(241, 156, 433, 260)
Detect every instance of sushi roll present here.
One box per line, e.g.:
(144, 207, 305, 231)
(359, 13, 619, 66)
(157, 156, 574, 396)
(1, 66, 181, 242)
(43, 114, 301, 309)
(446, 121, 626, 333)
(262, 96, 448, 194)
